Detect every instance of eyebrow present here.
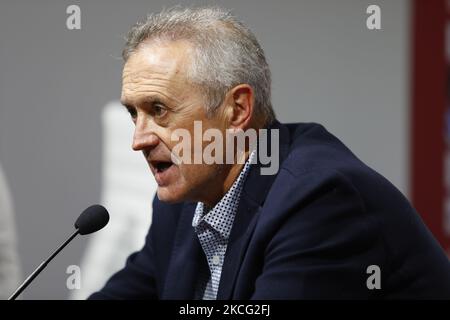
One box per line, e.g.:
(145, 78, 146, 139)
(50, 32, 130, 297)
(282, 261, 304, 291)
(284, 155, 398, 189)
(120, 100, 132, 110)
(121, 95, 167, 109)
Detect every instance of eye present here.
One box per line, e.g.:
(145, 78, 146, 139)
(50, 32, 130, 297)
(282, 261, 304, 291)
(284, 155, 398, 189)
(153, 103, 168, 118)
(125, 106, 137, 120)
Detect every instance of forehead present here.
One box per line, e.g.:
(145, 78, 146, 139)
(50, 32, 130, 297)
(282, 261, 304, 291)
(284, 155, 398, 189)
(121, 40, 193, 102)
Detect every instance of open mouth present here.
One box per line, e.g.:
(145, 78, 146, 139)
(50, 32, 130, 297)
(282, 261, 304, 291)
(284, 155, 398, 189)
(151, 160, 174, 173)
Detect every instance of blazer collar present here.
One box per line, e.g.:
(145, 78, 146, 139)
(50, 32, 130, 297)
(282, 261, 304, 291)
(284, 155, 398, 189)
(240, 120, 291, 207)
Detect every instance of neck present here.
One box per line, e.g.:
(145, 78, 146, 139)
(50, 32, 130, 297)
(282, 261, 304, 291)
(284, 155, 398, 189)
(202, 149, 250, 208)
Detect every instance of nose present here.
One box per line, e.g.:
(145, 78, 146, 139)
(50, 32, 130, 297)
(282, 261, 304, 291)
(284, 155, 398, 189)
(132, 118, 160, 151)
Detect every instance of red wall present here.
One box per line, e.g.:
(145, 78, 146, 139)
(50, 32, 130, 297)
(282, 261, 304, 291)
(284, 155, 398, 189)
(411, 0, 449, 253)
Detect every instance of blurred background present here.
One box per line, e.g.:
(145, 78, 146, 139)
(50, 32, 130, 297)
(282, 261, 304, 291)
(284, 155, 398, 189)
(0, 0, 447, 299)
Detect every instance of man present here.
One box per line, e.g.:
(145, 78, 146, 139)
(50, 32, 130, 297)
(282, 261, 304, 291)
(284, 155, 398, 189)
(90, 7, 450, 299)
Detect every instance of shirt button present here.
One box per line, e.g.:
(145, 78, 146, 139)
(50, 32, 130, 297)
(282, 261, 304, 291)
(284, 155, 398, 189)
(212, 255, 220, 266)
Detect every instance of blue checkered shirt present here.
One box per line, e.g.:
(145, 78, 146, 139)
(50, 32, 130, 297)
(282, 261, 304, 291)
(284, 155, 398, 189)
(192, 152, 255, 300)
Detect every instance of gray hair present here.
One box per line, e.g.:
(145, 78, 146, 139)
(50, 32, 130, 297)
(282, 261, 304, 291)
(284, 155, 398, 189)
(122, 6, 275, 124)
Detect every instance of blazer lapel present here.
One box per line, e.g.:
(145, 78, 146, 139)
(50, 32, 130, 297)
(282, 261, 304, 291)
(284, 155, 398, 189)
(217, 120, 291, 299)
(161, 202, 204, 299)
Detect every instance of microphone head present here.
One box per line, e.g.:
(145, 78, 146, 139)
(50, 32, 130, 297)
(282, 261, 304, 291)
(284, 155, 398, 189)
(75, 205, 109, 235)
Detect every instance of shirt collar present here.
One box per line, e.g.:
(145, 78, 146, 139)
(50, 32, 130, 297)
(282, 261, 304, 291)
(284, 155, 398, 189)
(192, 150, 256, 239)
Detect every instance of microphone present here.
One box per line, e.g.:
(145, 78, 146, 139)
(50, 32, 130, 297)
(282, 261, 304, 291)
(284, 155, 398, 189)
(8, 205, 110, 300)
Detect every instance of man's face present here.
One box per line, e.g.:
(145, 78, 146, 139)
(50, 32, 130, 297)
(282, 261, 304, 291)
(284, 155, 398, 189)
(121, 40, 230, 205)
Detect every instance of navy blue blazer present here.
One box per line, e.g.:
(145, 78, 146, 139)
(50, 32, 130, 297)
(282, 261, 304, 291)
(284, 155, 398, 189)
(90, 121, 450, 299)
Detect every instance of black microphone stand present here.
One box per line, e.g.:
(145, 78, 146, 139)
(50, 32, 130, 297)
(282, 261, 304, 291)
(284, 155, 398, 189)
(8, 229, 80, 300)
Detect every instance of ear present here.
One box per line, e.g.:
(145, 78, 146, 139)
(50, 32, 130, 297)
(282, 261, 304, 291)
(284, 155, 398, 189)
(223, 84, 254, 131)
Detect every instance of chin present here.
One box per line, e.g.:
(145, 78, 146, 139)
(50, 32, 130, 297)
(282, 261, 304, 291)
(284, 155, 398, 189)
(156, 186, 187, 204)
